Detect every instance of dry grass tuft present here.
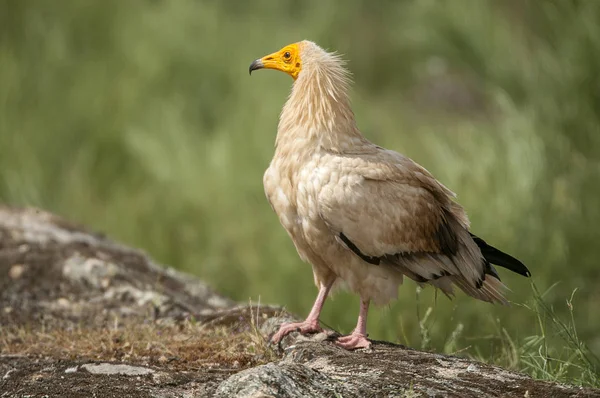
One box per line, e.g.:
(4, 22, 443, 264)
(0, 315, 278, 372)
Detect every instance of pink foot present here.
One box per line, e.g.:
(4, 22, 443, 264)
(271, 319, 322, 344)
(335, 332, 371, 350)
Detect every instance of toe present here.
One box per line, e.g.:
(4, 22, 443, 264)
(270, 321, 321, 343)
(336, 334, 353, 343)
(335, 334, 371, 350)
(271, 323, 294, 343)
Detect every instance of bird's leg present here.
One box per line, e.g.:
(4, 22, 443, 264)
(271, 279, 334, 344)
(336, 298, 371, 349)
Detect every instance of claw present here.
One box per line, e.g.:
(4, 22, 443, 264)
(271, 319, 322, 344)
(335, 332, 371, 350)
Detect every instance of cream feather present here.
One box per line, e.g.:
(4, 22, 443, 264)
(263, 40, 527, 307)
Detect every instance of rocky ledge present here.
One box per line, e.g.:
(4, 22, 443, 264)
(0, 206, 598, 397)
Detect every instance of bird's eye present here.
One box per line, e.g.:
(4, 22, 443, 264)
(283, 51, 291, 59)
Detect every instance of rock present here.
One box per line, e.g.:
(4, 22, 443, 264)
(215, 363, 344, 398)
(0, 205, 598, 398)
(216, 319, 598, 398)
(81, 363, 155, 376)
(8, 263, 25, 279)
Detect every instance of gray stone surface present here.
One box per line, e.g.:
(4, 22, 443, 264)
(221, 320, 598, 398)
(81, 363, 155, 376)
(215, 363, 344, 398)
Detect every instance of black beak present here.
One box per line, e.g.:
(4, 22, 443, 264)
(249, 59, 264, 75)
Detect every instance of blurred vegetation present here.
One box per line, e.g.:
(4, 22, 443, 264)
(1, 0, 599, 386)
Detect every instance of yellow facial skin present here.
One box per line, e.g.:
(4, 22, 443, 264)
(249, 43, 302, 80)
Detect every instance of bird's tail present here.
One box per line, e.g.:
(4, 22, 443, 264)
(470, 233, 531, 277)
(451, 274, 509, 305)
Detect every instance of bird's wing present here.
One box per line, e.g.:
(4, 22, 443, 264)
(317, 149, 484, 284)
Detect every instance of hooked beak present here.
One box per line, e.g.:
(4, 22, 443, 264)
(249, 59, 264, 75)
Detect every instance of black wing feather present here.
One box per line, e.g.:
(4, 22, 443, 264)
(470, 233, 531, 277)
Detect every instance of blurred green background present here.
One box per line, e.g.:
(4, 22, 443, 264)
(1, 0, 599, 382)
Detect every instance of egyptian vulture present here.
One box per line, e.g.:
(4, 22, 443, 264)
(249, 41, 530, 350)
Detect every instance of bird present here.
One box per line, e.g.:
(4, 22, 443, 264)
(249, 41, 531, 350)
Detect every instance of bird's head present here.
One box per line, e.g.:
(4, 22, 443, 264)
(249, 42, 305, 80)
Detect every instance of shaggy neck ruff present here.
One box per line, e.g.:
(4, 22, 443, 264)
(276, 43, 366, 153)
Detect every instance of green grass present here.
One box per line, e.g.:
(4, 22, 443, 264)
(1, 0, 599, 388)
(518, 285, 599, 387)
